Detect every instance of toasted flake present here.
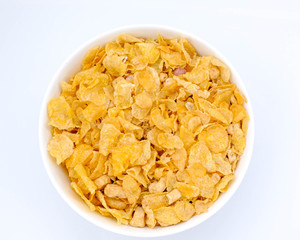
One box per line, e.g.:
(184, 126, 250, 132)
(104, 184, 127, 198)
(166, 189, 182, 205)
(94, 175, 111, 190)
(174, 201, 195, 221)
(103, 55, 127, 77)
(47, 134, 74, 165)
(189, 141, 216, 172)
(130, 207, 145, 227)
(48, 96, 75, 130)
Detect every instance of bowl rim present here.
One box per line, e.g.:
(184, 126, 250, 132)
(39, 24, 255, 237)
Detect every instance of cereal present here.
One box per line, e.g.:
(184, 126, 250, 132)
(47, 134, 74, 165)
(123, 175, 141, 204)
(48, 96, 75, 130)
(74, 164, 97, 194)
(200, 123, 229, 153)
(106, 197, 127, 210)
(47, 34, 249, 227)
(153, 206, 181, 226)
(130, 207, 145, 227)
(149, 177, 166, 193)
(157, 132, 184, 149)
(94, 175, 111, 189)
(166, 189, 182, 204)
(99, 123, 121, 156)
(189, 141, 216, 172)
(104, 184, 126, 199)
(195, 199, 213, 214)
(174, 200, 195, 221)
(175, 182, 200, 199)
(103, 55, 127, 77)
(169, 148, 187, 171)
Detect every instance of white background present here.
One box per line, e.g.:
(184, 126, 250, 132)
(1, 0, 300, 239)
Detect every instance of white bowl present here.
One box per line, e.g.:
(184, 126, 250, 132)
(39, 25, 255, 237)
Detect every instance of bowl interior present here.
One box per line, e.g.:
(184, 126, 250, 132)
(39, 25, 254, 237)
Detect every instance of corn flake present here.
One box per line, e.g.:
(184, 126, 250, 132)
(47, 134, 74, 165)
(174, 200, 195, 221)
(201, 124, 229, 153)
(99, 123, 121, 156)
(123, 175, 141, 204)
(103, 55, 127, 77)
(137, 43, 160, 64)
(153, 206, 180, 226)
(189, 141, 216, 172)
(48, 96, 75, 130)
(175, 182, 200, 199)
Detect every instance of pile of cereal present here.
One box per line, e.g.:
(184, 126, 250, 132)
(47, 34, 249, 227)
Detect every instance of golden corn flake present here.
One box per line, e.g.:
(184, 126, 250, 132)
(47, 134, 74, 165)
(161, 50, 186, 67)
(116, 33, 143, 44)
(110, 146, 131, 176)
(135, 92, 152, 109)
(230, 104, 248, 123)
(127, 166, 148, 187)
(99, 123, 121, 156)
(74, 164, 97, 194)
(76, 72, 108, 105)
(106, 197, 127, 210)
(113, 79, 134, 109)
(71, 182, 96, 211)
(131, 103, 150, 120)
(228, 124, 247, 154)
(170, 148, 187, 172)
(184, 66, 209, 84)
(195, 199, 213, 214)
(189, 141, 216, 172)
(210, 56, 231, 82)
(142, 193, 169, 210)
(130, 207, 145, 227)
(175, 182, 200, 199)
(150, 108, 172, 133)
(157, 132, 184, 149)
(48, 96, 75, 130)
(47, 33, 249, 227)
(153, 206, 180, 226)
(65, 143, 93, 169)
(179, 125, 196, 149)
(174, 200, 195, 221)
(137, 43, 160, 64)
(82, 103, 106, 122)
(200, 124, 229, 153)
(103, 55, 127, 77)
(213, 154, 232, 175)
(81, 46, 102, 70)
(217, 174, 234, 192)
(186, 162, 206, 179)
(123, 175, 141, 204)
